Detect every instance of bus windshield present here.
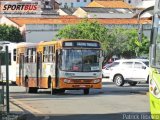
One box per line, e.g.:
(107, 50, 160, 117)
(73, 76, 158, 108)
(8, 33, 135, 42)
(154, 23, 160, 68)
(61, 49, 100, 72)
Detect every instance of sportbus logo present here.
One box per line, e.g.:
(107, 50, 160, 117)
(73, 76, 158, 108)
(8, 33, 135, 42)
(0, 1, 41, 15)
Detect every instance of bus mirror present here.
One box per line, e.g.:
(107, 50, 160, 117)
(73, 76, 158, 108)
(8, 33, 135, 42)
(138, 24, 143, 42)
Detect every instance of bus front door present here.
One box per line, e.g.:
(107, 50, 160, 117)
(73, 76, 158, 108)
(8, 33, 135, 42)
(55, 50, 60, 88)
(19, 54, 24, 86)
(37, 52, 42, 87)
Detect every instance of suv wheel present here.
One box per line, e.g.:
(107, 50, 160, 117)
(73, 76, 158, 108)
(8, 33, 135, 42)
(128, 82, 137, 86)
(114, 75, 124, 86)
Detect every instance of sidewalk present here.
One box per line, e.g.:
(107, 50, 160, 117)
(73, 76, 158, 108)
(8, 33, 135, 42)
(0, 100, 25, 120)
(10, 101, 24, 114)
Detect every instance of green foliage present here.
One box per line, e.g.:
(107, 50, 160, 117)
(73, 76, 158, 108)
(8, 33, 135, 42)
(0, 24, 23, 42)
(56, 20, 149, 59)
(108, 27, 149, 58)
(56, 19, 109, 50)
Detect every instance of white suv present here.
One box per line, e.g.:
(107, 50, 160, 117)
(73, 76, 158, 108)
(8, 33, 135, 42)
(103, 59, 149, 86)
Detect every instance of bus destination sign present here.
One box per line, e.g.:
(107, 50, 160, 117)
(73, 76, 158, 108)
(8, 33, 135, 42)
(63, 41, 100, 48)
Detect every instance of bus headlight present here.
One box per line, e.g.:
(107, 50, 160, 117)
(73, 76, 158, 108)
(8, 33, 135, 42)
(64, 79, 71, 83)
(150, 79, 160, 99)
(93, 79, 101, 83)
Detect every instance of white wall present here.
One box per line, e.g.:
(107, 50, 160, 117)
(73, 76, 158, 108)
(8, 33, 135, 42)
(25, 31, 58, 42)
(0, 16, 19, 28)
(24, 24, 151, 43)
(25, 24, 64, 42)
(87, 13, 134, 18)
(57, 9, 68, 15)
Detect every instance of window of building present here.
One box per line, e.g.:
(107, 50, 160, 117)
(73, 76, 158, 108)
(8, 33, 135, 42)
(64, 3, 68, 8)
(71, 2, 74, 7)
(77, 0, 80, 2)
(84, 0, 87, 2)
(128, 0, 131, 4)
(45, 1, 49, 5)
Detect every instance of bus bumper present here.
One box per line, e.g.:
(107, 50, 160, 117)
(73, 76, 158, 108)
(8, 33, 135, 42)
(150, 93, 160, 120)
(58, 78, 102, 89)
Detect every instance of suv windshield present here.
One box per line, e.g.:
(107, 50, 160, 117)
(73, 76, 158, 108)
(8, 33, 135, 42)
(61, 49, 100, 72)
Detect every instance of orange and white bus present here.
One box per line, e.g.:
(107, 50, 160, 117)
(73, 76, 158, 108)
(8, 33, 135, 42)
(16, 42, 37, 92)
(16, 39, 102, 94)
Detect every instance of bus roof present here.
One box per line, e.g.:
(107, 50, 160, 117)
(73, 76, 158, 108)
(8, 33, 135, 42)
(0, 41, 17, 51)
(58, 39, 100, 43)
(17, 42, 37, 48)
(38, 39, 100, 45)
(37, 41, 57, 46)
(37, 39, 101, 49)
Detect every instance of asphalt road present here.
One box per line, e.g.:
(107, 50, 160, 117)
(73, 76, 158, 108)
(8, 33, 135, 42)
(5, 79, 151, 120)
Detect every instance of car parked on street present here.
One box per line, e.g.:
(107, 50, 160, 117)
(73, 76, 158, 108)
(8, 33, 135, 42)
(102, 59, 149, 86)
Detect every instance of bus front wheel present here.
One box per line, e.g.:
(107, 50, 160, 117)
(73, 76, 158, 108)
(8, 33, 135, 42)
(114, 75, 124, 86)
(52, 89, 65, 94)
(83, 89, 89, 95)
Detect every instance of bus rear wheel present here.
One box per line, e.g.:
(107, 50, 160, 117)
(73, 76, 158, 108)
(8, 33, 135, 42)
(83, 89, 89, 95)
(26, 87, 38, 93)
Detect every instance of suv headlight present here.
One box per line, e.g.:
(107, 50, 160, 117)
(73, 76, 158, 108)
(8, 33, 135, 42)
(150, 79, 160, 99)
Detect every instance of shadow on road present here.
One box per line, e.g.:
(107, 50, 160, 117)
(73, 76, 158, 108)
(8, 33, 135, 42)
(8, 82, 149, 100)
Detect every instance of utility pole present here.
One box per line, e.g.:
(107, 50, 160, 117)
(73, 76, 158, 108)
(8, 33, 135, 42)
(5, 46, 9, 114)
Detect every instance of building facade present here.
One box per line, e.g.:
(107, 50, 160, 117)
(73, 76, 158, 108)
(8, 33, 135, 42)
(56, 0, 92, 8)
(124, 0, 155, 8)
(0, 16, 151, 43)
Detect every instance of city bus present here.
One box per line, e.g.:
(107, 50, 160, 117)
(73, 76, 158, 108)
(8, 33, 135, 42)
(138, 0, 160, 118)
(16, 42, 37, 92)
(16, 39, 102, 94)
(0, 41, 17, 84)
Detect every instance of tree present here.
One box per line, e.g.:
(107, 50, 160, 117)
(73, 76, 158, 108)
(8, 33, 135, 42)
(107, 27, 149, 58)
(0, 24, 23, 42)
(56, 19, 110, 50)
(56, 20, 149, 63)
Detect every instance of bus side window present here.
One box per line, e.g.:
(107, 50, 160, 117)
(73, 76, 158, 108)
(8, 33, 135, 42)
(33, 48, 36, 63)
(43, 46, 47, 62)
(16, 49, 19, 63)
(26, 49, 28, 63)
(13, 49, 16, 61)
(43, 46, 55, 63)
(49, 46, 55, 62)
